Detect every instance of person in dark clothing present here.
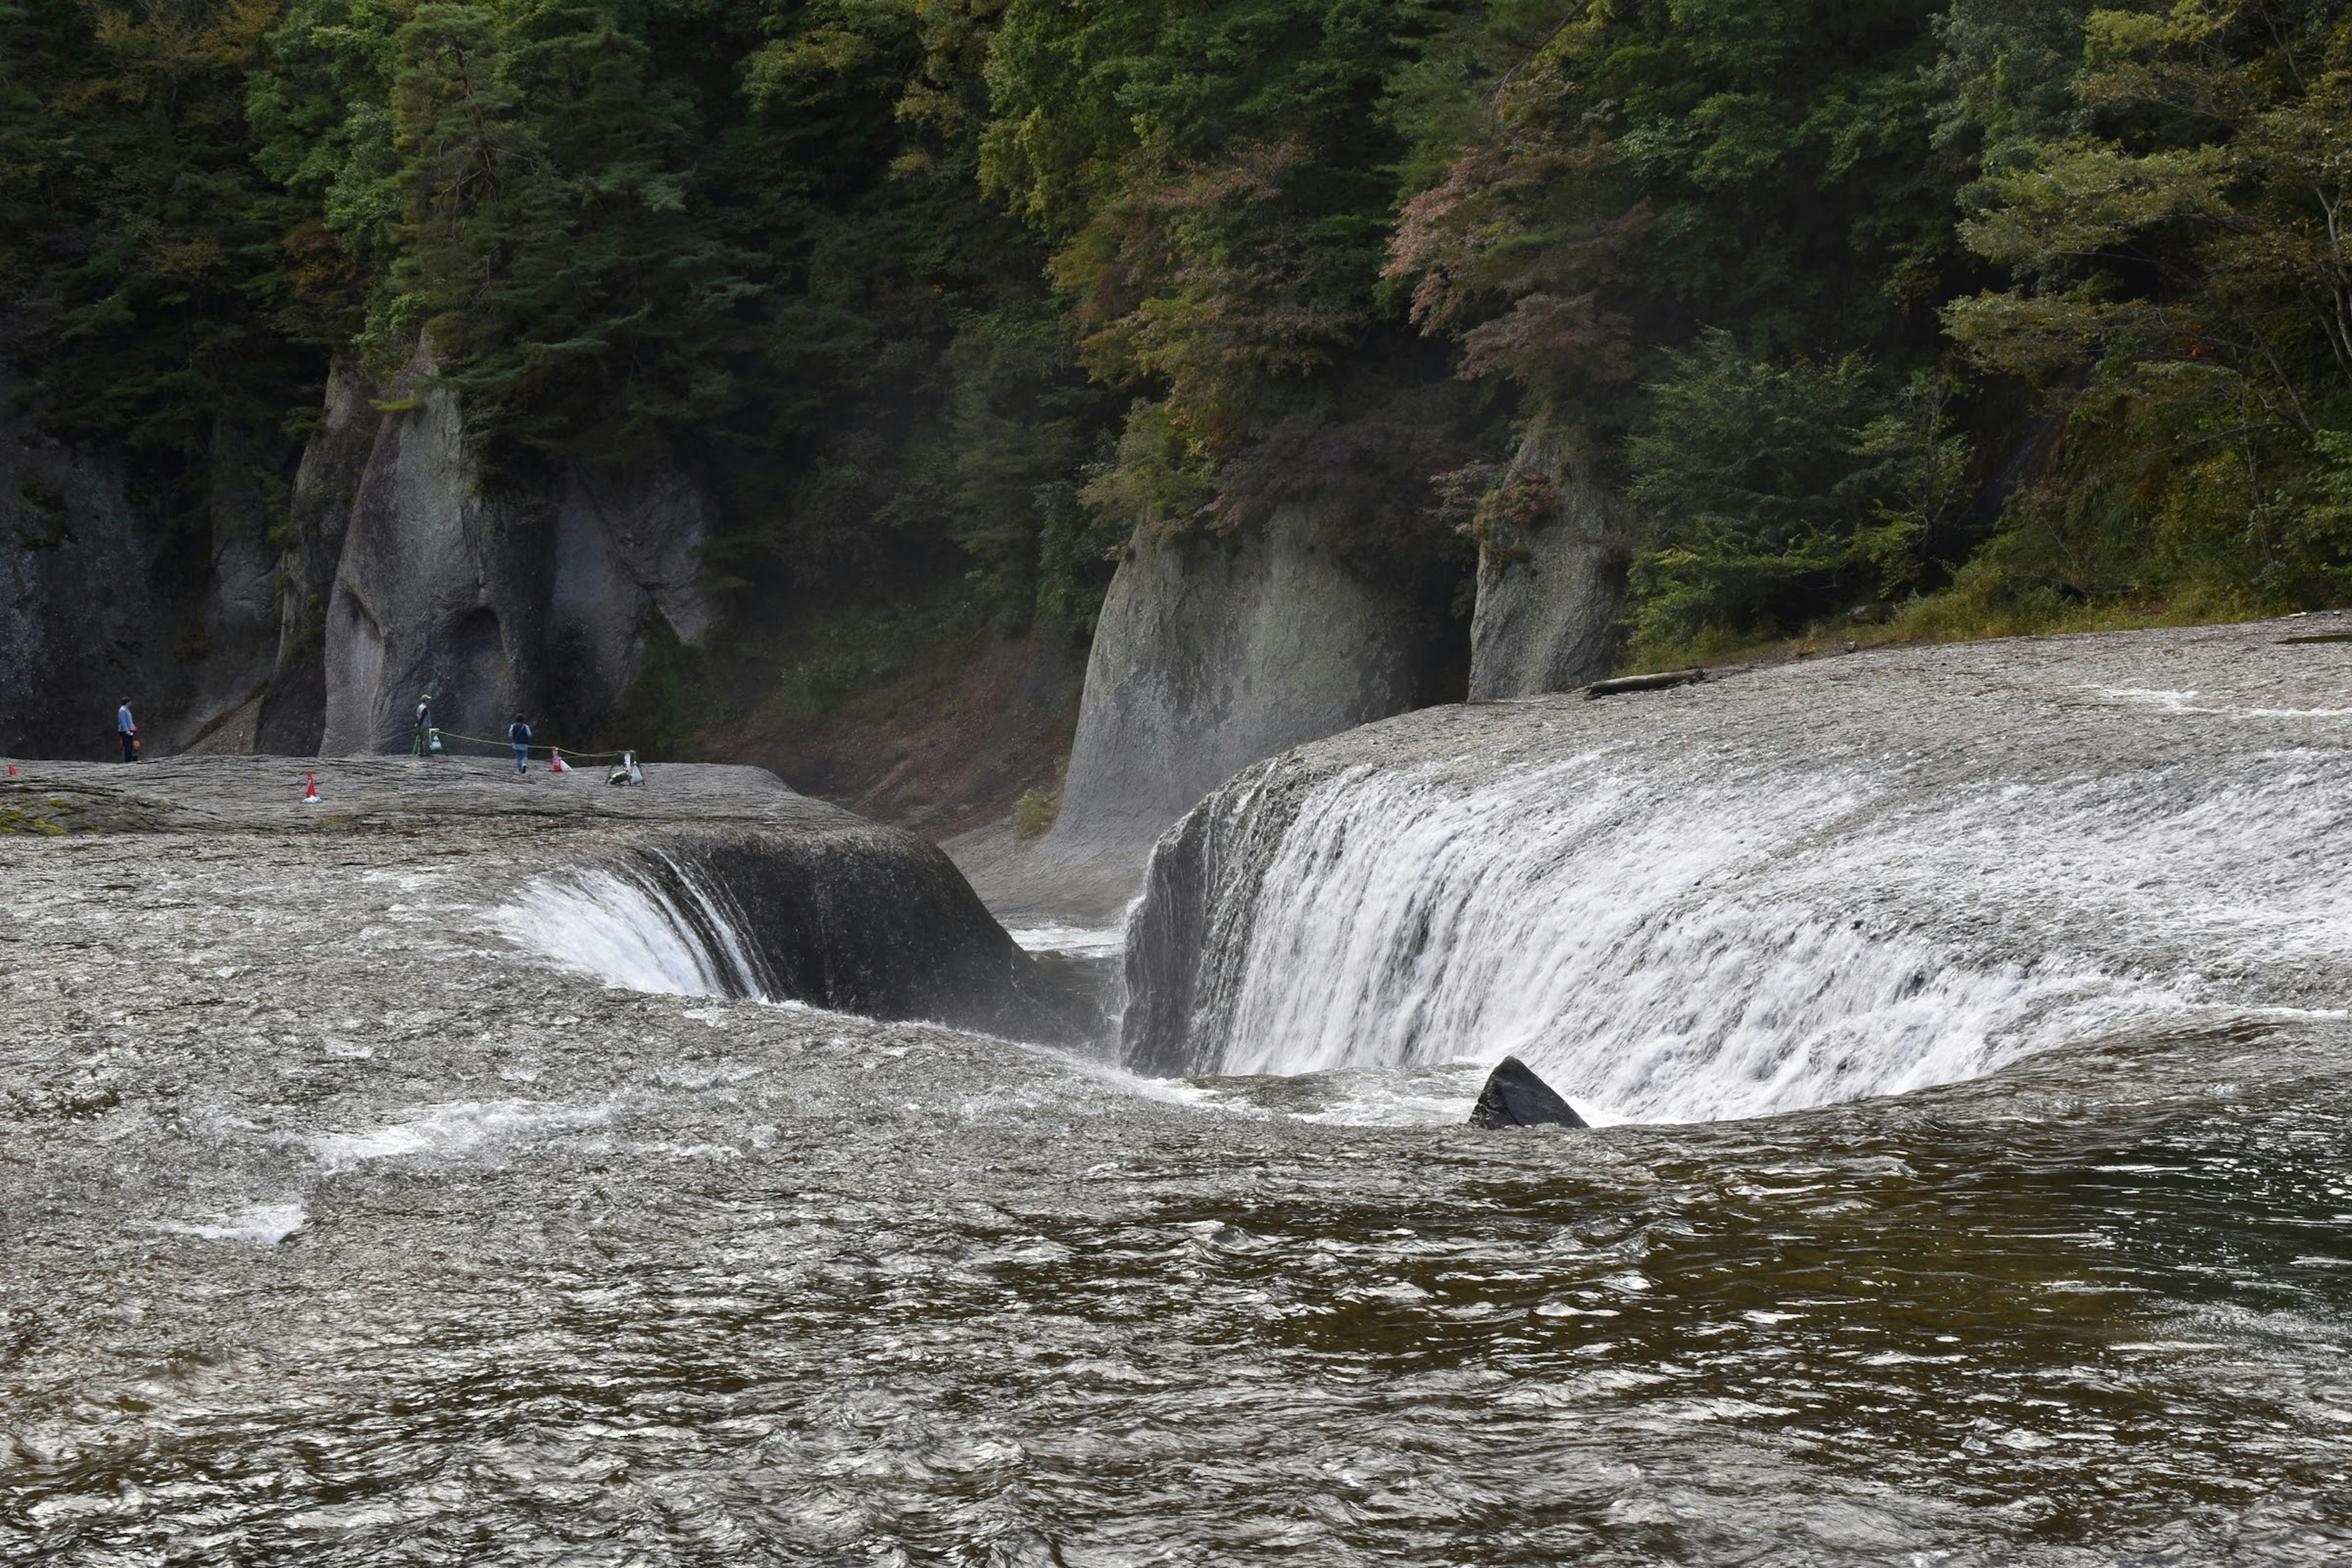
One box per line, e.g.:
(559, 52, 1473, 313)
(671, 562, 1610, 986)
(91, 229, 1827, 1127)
(116, 701, 137, 763)
(508, 716, 532, 774)
(412, 694, 434, 757)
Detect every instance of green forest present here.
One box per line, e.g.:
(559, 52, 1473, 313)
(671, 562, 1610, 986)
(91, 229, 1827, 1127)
(7, 0, 2352, 680)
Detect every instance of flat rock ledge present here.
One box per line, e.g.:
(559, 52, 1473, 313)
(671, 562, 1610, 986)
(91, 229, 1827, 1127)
(2, 756, 1085, 1045)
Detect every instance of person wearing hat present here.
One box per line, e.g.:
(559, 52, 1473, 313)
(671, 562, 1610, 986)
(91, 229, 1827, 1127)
(508, 715, 532, 774)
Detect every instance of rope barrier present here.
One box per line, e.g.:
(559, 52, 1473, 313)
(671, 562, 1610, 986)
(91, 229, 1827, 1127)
(376, 725, 633, 761)
(431, 728, 633, 760)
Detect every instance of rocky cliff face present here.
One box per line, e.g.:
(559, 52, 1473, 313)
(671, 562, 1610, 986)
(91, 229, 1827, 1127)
(547, 461, 714, 734)
(1466, 419, 1635, 699)
(966, 502, 1458, 916)
(318, 350, 546, 752)
(0, 385, 165, 760)
(301, 349, 715, 756)
(170, 417, 300, 756)
(254, 367, 386, 754)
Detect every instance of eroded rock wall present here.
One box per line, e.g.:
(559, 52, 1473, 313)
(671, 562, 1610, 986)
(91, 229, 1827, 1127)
(0, 391, 165, 759)
(303, 350, 715, 756)
(255, 367, 386, 754)
(318, 349, 546, 752)
(1017, 502, 1453, 910)
(547, 462, 714, 734)
(1467, 418, 1635, 699)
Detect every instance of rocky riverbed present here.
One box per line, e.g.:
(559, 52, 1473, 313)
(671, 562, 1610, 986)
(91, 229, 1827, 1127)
(6, 658, 2352, 1564)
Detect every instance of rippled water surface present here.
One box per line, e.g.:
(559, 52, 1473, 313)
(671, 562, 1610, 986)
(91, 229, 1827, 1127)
(7, 989, 2351, 1564)
(12, 635, 2352, 1568)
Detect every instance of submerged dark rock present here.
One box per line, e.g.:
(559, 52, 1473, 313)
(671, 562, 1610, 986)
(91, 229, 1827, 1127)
(1468, 1056, 1589, 1130)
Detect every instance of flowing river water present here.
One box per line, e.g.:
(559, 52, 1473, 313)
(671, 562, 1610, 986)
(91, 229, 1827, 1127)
(7, 621, 2352, 1564)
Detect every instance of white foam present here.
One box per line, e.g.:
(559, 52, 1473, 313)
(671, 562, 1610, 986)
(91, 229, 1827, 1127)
(1192, 745, 2352, 1124)
(491, 861, 748, 997)
(1006, 923, 1126, 956)
(153, 1202, 306, 1245)
(309, 1099, 612, 1172)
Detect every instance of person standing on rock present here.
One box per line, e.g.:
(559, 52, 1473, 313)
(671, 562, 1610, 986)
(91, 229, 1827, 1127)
(508, 715, 532, 775)
(412, 693, 434, 757)
(116, 699, 137, 763)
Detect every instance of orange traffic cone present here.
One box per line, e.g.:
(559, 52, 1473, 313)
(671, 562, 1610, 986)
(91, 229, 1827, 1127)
(549, 748, 570, 774)
(302, 771, 320, 804)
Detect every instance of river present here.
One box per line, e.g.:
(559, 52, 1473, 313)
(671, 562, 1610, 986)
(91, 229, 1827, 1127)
(4, 620, 2351, 1564)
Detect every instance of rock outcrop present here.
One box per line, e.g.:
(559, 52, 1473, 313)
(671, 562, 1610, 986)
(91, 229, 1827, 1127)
(1468, 1057, 1589, 1129)
(1467, 418, 1635, 699)
(318, 349, 546, 752)
(979, 503, 1457, 918)
(0, 375, 169, 760)
(546, 461, 715, 734)
(311, 349, 715, 755)
(255, 366, 388, 754)
(171, 417, 296, 756)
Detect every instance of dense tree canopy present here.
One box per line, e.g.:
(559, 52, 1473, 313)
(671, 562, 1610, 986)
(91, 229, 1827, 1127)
(7, 0, 2352, 666)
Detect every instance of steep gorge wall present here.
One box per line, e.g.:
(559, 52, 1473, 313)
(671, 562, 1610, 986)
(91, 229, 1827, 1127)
(0, 363, 301, 759)
(317, 351, 548, 752)
(293, 350, 715, 756)
(0, 381, 168, 758)
(1466, 418, 1635, 699)
(3, 349, 718, 763)
(963, 502, 1458, 916)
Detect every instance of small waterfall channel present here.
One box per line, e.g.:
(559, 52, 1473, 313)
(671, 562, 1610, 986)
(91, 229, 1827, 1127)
(498, 854, 774, 999)
(1123, 660, 2352, 1123)
(492, 832, 1099, 1045)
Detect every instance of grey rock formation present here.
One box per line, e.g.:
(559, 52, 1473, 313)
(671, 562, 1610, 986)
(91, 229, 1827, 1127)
(257, 366, 388, 754)
(1467, 419, 1635, 699)
(0, 376, 168, 760)
(990, 502, 1453, 918)
(173, 417, 291, 755)
(303, 349, 716, 757)
(1468, 1057, 1588, 1129)
(546, 461, 714, 730)
(320, 349, 546, 753)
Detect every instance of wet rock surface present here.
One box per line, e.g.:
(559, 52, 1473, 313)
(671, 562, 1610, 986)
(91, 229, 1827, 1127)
(7, 710, 2352, 1564)
(1469, 1056, 1589, 1129)
(0, 756, 1079, 1043)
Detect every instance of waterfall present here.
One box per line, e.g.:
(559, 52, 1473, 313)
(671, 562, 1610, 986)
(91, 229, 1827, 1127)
(1124, 729, 2352, 1124)
(494, 855, 767, 999)
(489, 831, 1099, 1046)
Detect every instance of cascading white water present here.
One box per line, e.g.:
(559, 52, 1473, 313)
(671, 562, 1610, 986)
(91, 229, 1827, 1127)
(1142, 718, 2352, 1125)
(486, 839, 1099, 1047)
(494, 859, 760, 997)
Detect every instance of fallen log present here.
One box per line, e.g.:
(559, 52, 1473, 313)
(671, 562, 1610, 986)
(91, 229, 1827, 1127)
(1585, 668, 1705, 698)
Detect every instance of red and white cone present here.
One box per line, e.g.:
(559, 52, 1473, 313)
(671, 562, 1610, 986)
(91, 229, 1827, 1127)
(549, 748, 570, 774)
(302, 771, 321, 804)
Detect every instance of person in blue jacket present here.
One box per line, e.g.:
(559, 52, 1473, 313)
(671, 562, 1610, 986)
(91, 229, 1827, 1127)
(116, 700, 137, 762)
(508, 715, 532, 774)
